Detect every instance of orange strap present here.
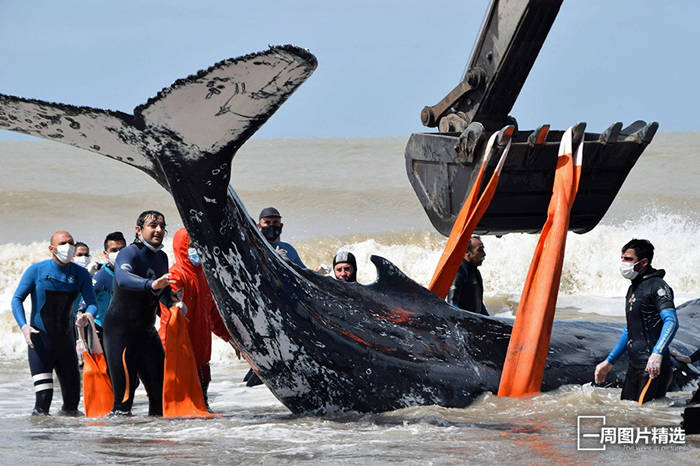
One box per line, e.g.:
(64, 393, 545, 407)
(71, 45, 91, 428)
(638, 377, 654, 405)
(498, 124, 584, 398)
(428, 126, 514, 298)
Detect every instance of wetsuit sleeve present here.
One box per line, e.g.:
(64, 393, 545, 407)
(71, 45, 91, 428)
(606, 327, 628, 364)
(11, 264, 37, 328)
(114, 247, 154, 291)
(446, 269, 465, 307)
(286, 244, 306, 269)
(652, 308, 678, 354)
(78, 268, 98, 316)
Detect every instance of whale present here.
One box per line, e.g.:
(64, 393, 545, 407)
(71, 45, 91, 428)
(1, 46, 698, 414)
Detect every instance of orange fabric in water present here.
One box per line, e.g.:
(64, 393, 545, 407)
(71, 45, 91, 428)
(160, 305, 213, 417)
(80, 317, 113, 418)
(498, 126, 583, 397)
(82, 351, 113, 417)
(429, 128, 513, 299)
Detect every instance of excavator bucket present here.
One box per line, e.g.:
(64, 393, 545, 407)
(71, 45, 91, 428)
(406, 121, 658, 236)
(406, 0, 658, 236)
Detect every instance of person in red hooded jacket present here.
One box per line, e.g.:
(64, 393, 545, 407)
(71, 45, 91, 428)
(165, 228, 232, 408)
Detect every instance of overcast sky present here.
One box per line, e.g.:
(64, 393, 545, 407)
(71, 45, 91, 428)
(1, 0, 698, 140)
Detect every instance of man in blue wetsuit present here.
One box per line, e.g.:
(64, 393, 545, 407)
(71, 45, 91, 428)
(594, 239, 679, 403)
(257, 206, 306, 268)
(12, 230, 97, 416)
(87, 231, 127, 345)
(80, 211, 174, 415)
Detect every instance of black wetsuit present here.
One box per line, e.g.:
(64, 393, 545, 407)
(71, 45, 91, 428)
(620, 268, 676, 402)
(447, 260, 489, 316)
(11, 259, 97, 415)
(103, 242, 170, 415)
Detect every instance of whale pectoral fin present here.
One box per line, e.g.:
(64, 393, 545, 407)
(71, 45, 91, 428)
(134, 45, 318, 157)
(0, 95, 166, 186)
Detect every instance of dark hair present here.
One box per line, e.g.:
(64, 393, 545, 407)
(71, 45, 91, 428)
(134, 210, 166, 242)
(104, 231, 127, 250)
(468, 235, 482, 252)
(74, 241, 89, 253)
(622, 239, 654, 264)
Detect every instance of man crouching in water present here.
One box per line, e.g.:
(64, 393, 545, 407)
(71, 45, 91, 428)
(13, 230, 98, 415)
(78, 211, 174, 415)
(594, 239, 679, 403)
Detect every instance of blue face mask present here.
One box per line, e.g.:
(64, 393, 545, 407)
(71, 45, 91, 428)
(188, 247, 201, 266)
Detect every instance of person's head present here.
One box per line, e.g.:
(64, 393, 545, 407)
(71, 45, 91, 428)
(103, 231, 127, 265)
(134, 210, 166, 248)
(464, 235, 485, 266)
(72, 241, 91, 268)
(620, 238, 653, 279)
(257, 207, 283, 243)
(49, 230, 75, 265)
(173, 227, 202, 267)
(333, 251, 357, 282)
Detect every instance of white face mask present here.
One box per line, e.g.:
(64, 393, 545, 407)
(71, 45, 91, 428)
(107, 251, 119, 266)
(53, 243, 76, 264)
(73, 255, 90, 268)
(620, 260, 640, 280)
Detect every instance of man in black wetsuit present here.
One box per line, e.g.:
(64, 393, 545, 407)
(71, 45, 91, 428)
(12, 230, 97, 415)
(594, 239, 679, 403)
(447, 235, 489, 316)
(78, 211, 174, 415)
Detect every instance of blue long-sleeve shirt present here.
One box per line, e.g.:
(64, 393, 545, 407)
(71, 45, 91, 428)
(273, 240, 306, 269)
(91, 264, 115, 327)
(12, 259, 97, 332)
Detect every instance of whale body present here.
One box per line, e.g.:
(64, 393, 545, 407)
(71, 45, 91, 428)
(1, 46, 698, 414)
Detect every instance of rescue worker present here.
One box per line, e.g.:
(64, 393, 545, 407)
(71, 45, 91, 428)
(164, 228, 232, 408)
(12, 230, 97, 415)
(594, 239, 679, 403)
(82, 210, 173, 415)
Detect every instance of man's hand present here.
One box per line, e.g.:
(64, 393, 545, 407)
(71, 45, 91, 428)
(646, 353, 662, 378)
(21, 324, 39, 348)
(152, 273, 174, 290)
(670, 349, 691, 364)
(75, 312, 91, 328)
(275, 246, 289, 260)
(594, 360, 613, 384)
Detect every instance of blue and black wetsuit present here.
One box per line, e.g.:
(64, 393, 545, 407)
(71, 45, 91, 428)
(605, 268, 678, 402)
(103, 242, 170, 415)
(12, 259, 97, 415)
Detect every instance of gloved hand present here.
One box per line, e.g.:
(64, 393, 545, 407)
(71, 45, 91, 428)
(75, 312, 91, 328)
(174, 300, 188, 317)
(21, 324, 40, 348)
(87, 261, 101, 275)
(76, 339, 85, 365)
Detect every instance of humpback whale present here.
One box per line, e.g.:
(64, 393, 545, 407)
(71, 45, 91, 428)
(1, 46, 698, 414)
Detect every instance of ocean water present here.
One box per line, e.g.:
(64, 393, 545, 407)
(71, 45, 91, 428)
(0, 133, 698, 463)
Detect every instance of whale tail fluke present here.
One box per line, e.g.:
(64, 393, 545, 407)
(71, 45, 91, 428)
(0, 46, 318, 191)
